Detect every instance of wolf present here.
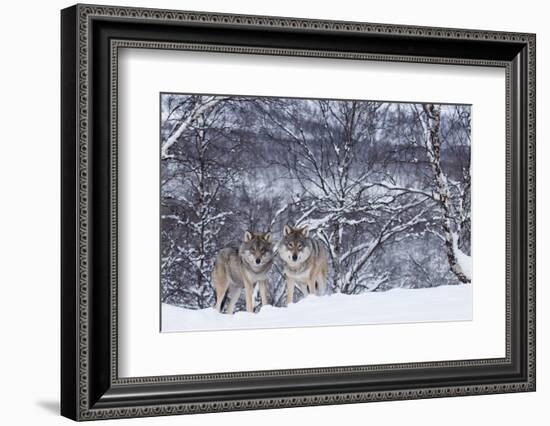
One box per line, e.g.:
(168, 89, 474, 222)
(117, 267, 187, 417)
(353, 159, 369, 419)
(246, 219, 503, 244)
(212, 231, 274, 314)
(278, 225, 328, 305)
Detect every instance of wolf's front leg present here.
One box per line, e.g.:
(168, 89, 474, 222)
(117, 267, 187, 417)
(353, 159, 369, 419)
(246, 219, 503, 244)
(317, 255, 328, 296)
(259, 280, 269, 306)
(307, 279, 316, 295)
(286, 279, 294, 306)
(243, 278, 254, 313)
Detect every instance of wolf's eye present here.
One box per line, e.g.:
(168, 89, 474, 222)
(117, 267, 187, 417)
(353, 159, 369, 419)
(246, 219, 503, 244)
(288, 242, 294, 249)
(260, 248, 266, 254)
(297, 244, 303, 249)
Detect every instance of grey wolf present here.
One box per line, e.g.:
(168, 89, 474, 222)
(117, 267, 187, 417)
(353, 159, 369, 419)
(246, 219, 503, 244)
(278, 225, 328, 305)
(212, 231, 274, 314)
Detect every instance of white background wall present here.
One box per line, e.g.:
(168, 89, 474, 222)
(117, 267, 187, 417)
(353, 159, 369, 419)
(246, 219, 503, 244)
(0, 0, 546, 424)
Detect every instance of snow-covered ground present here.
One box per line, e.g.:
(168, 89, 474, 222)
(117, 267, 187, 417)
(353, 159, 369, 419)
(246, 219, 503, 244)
(161, 284, 472, 332)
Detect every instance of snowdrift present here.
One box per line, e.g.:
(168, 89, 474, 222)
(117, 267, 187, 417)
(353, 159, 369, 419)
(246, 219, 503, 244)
(162, 284, 472, 332)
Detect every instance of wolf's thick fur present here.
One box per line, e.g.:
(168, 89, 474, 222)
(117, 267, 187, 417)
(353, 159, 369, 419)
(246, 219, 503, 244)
(278, 225, 328, 305)
(212, 231, 274, 314)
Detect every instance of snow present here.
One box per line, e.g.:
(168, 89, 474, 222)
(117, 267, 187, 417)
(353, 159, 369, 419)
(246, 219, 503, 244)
(161, 284, 472, 332)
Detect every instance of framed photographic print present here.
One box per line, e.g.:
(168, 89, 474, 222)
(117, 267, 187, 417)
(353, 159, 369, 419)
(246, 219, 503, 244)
(61, 3, 536, 421)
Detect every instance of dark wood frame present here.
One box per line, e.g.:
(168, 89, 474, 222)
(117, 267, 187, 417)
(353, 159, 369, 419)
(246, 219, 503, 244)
(61, 3, 536, 421)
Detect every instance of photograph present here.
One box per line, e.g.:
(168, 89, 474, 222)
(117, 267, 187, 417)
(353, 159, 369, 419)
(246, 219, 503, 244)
(159, 94, 473, 332)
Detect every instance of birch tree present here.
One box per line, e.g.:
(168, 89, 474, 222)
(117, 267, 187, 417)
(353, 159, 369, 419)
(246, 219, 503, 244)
(160, 95, 242, 307)
(419, 104, 471, 283)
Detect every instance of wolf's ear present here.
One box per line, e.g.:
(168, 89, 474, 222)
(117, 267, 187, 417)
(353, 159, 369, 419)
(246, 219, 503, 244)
(283, 225, 292, 236)
(300, 226, 309, 237)
(263, 232, 272, 243)
(244, 231, 253, 242)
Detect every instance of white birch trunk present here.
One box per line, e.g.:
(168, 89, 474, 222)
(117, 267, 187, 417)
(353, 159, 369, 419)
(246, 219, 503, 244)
(422, 103, 471, 283)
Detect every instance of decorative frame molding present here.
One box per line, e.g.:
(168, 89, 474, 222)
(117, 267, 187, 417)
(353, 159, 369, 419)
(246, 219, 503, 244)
(61, 4, 535, 421)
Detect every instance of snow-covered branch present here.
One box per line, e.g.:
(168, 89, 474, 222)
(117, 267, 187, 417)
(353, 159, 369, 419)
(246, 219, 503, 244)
(161, 96, 230, 159)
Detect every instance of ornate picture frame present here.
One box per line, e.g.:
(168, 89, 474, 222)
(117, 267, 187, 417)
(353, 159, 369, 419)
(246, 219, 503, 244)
(61, 4, 535, 421)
